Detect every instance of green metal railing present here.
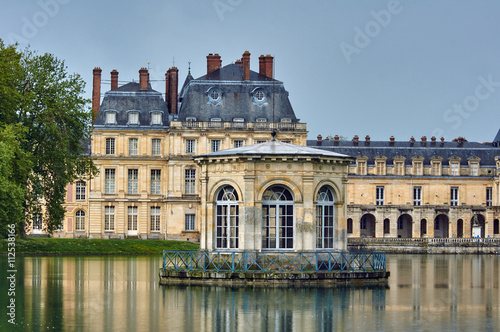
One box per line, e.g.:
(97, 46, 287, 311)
(162, 251, 386, 273)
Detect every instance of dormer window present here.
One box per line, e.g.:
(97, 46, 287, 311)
(281, 118, 291, 123)
(105, 111, 116, 125)
(207, 87, 222, 105)
(233, 118, 244, 122)
(128, 111, 139, 125)
(186, 117, 197, 122)
(256, 118, 267, 122)
(210, 118, 221, 122)
(151, 111, 162, 125)
(252, 88, 267, 105)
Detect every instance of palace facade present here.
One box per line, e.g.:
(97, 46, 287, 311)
(42, 50, 500, 243)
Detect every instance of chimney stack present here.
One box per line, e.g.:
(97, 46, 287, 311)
(235, 59, 243, 67)
(410, 136, 415, 143)
(139, 68, 149, 89)
(390, 136, 395, 142)
(431, 136, 437, 142)
(110, 70, 119, 90)
(242, 51, 250, 81)
(317, 134, 322, 146)
(92, 67, 102, 121)
(166, 67, 179, 114)
(207, 53, 222, 74)
(258, 54, 274, 78)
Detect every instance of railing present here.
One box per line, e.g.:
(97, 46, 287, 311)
(170, 121, 307, 132)
(162, 250, 386, 273)
(348, 237, 500, 245)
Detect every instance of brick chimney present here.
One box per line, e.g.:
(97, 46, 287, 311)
(431, 136, 437, 142)
(92, 67, 102, 122)
(317, 134, 322, 146)
(410, 136, 415, 143)
(242, 51, 250, 81)
(259, 54, 274, 78)
(334, 135, 340, 141)
(110, 70, 118, 90)
(139, 68, 149, 89)
(389, 136, 395, 142)
(166, 67, 178, 114)
(235, 59, 242, 67)
(207, 53, 222, 74)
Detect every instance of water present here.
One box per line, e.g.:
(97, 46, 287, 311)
(1, 254, 499, 331)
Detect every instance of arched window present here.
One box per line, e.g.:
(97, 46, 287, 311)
(316, 186, 335, 249)
(75, 210, 85, 231)
(216, 186, 239, 249)
(262, 185, 294, 250)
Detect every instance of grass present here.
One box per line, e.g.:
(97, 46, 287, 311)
(0, 238, 200, 256)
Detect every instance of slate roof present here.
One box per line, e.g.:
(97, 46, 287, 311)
(307, 140, 500, 166)
(93, 82, 168, 129)
(198, 140, 351, 159)
(178, 64, 298, 123)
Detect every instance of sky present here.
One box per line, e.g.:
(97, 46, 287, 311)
(2, 0, 500, 143)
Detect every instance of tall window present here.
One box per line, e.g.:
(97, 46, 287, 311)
(186, 139, 195, 154)
(129, 138, 138, 155)
(75, 210, 85, 231)
(128, 112, 139, 124)
(450, 187, 459, 206)
(106, 138, 115, 154)
(262, 185, 294, 250)
(76, 181, 86, 200)
(216, 186, 239, 249)
(413, 186, 422, 206)
(105, 169, 115, 194)
(128, 169, 138, 194)
(414, 162, 423, 176)
(151, 170, 161, 195)
(431, 161, 441, 176)
(152, 139, 161, 155)
(316, 186, 335, 249)
(376, 186, 384, 206)
(185, 214, 195, 231)
(394, 162, 404, 176)
(486, 187, 492, 207)
(150, 207, 161, 232)
(151, 112, 162, 125)
(470, 163, 479, 176)
(105, 112, 116, 124)
(451, 163, 459, 176)
(376, 161, 385, 175)
(104, 206, 114, 231)
(211, 140, 221, 152)
(33, 213, 43, 230)
(358, 161, 367, 175)
(234, 140, 243, 148)
(185, 169, 196, 194)
(127, 206, 138, 231)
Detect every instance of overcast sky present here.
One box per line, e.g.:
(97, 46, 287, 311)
(2, 0, 500, 142)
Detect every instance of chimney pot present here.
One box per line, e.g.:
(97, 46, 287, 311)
(421, 136, 427, 142)
(441, 137, 445, 142)
(334, 135, 340, 141)
(317, 134, 322, 141)
(390, 136, 395, 142)
(365, 135, 370, 142)
(410, 136, 415, 143)
(431, 136, 437, 142)
(353, 135, 359, 142)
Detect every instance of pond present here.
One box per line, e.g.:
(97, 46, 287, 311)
(0, 254, 498, 331)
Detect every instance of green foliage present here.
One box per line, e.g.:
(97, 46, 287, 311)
(0, 238, 200, 255)
(0, 39, 98, 236)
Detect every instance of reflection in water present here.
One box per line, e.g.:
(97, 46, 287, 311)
(0, 255, 498, 331)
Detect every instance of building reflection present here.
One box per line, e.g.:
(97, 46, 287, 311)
(10, 255, 499, 331)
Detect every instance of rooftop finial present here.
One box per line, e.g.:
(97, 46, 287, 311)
(188, 61, 191, 75)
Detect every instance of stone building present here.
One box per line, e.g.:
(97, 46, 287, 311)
(59, 51, 354, 252)
(309, 135, 500, 239)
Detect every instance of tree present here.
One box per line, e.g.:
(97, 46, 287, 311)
(0, 40, 97, 236)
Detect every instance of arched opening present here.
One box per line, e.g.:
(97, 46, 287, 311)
(262, 185, 294, 250)
(383, 218, 390, 235)
(215, 185, 239, 249)
(75, 210, 85, 231)
(397, 214, 413, 238)
(347, 218, 353, 234)
(420, 219, 427, 238)
(434, 214, 449, 238)
(457, 219, 464, 238)
(316, 186, 335, 249)
(360, 214, 376, 238)
(494, 219, 499, 236)
(471, 214, 486, 238)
